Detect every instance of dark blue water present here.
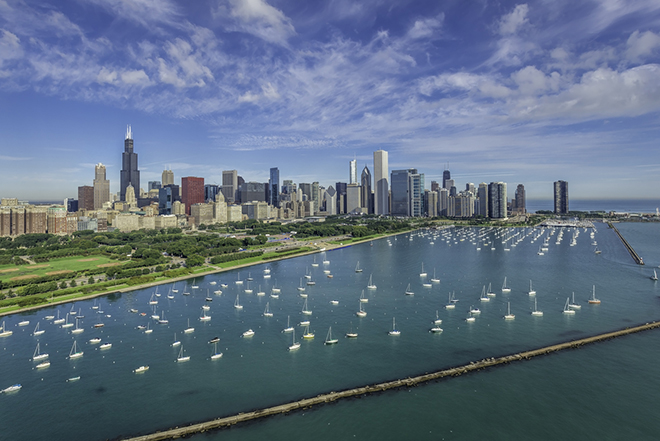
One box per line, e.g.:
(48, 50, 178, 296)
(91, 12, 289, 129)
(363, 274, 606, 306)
(1, 222, 659, 440)
(527, 199, 660, 213)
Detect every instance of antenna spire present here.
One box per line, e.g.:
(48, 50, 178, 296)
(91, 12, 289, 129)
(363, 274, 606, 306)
(125, 125, 132, 140)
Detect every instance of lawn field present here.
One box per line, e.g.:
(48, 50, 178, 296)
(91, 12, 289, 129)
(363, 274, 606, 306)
(0, 255, 122, 282)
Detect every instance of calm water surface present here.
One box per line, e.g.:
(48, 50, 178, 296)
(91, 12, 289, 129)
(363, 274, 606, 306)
(1, 222, 659, 440)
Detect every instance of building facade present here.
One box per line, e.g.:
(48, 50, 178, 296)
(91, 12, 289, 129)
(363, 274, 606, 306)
(78, 185, 94, 211)
(488, 182, 507, 219)
(554, 180, 569, 214)
(181, 177, 205, 215)
(93, 163, 110, 209)
(374, 150, 389, 215)
(120, 125, 140, 202)
(222, 170, 238, 204)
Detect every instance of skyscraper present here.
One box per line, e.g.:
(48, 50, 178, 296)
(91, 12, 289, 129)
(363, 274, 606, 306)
(374, 150, 389, 215)
(361, 165, 373, 214)
(78, 185, 94, 211)
(269, 167, 279, 207)
(93, 163, 110, 209)
(162, 169, 174, 186)
(514, 184, 526, 214)
(488, 182, 507, 219)
(349, 159, 357, 185)
(442, 169, 451, 189)
(182, 177, 204, 215)
(120, 125, 140, 202)
(554, 180, 569, 214)
(478, 183, 489, 217)
(222, 170, 238, 204)
(391, 169, 412, 217)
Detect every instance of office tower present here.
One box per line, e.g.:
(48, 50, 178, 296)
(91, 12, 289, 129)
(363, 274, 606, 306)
(554, 180, 568, 214)
(181, 177, 205, 215)
(120, 125, 140, 202)
(478, 183, 489, 217)
(325, 186, 337, 215)
(374, 150, 389, 215)
(425, 190, 438, 217)
(431, 181, 439, 192)
(442, 169, 451, 189)
(411, 172, 424, 217)
(349, 159, 357, 185)
(162, 169, 174, 186)
(148, 181, 161, 191)
(466, 183, 475, 195)
(488, 182, 507, 219)
(269, 167, 280, 207)
(391, 169, 412, 217)
(66, 198, 78, 213)
(311, 182, 320, 209)
(159, 187, 173, 215)
(222, 170, 238, 204)
(439, 188, 449, 216)
(125, 184, 137, 209)
(346, 184, 361, 213)
(335, 182, 347, 214)
(241, 182, 267, 202)
(446, 179, 456, 195)
(514, 184, 526, 214)
(361, 165, 373, 214)
(78, 185, 94, 211)
(93, 163, 110, 209)
(204, 184, 219, 202)
(299, 183, 312, 201)
(282, 179, 293, 195)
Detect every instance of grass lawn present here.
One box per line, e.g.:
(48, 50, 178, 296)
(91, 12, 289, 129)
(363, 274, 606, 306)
(0, 255, 122, 283)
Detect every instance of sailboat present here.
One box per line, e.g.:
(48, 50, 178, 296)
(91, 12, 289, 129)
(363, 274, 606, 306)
(33, 322, 45, 336)
(312, 256, 319, 267)
(431, 268, 440, 283)
(167, 288, 175, 299)
(184, 318, 195, 333)
(367, 274, 377, 289)
(172, 333, 181, 347)
(244, 281, 253, 294)
(445, 292, 456, 309)
(149, 292, 158, 305)
(569, 292, 581, 310)
(297, 278, 306, 292)
(302, 325, 314, 339)
(68, 341, 84, 359)
(503, 302, 515, 320)
(0, 321, 11, 337)
(71, 318, 84, 334)
(388, 317, 401, 335)
(205, 289, 213, 301)
(324, 326, 339, 345)
(235, 273, 243, 285)
(420, 263, 427, 277)
(465, 311, 476, 323)
(53, 311, 64, 325)
(272, 280, 281, 293)
(501, 277, 511, 293)
(263, 302, 274, 317)
(345, 322, 358, 338)
(355, 261, 363, 273)
(282, 315, 294, 333)
(199, 309, 211, 321)
(356, 301, 367, 317)
(257, 285, 265, 296)
(234, 294, 243, 310)
(360, 289, 368, 303)
(651, 269, 658, 281)
(301, 298, 312, 315)
(288, 329, 301, 351)
(433, 310, 442, 325)
(158, 310, 169, 324)
(61, 313, 73, 328)
(404, 283, 414, 295)
(528, 280, 536, 296)
(171, 283, 179, 293)
(144, 322, 153, 333)
(531, 298, 543, 316)
(563, 297, 576, 315)
(486, 283, 496, 297)
(588, 285, 601, 304)
(32, 342, 48, 361)
(211, 341, 223, 359)
(479, 285, 490, 302)
(176, 345, 190, 362)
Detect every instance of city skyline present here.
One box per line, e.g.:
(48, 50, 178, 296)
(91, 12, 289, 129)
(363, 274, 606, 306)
(1, 1, 660, 200)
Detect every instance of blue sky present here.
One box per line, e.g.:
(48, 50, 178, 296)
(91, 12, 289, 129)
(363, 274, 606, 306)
(1, 0, 660, 202)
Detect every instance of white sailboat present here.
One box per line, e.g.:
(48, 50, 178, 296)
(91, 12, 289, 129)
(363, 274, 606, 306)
(100, 342, 112, 350)
(367, 274, 377, 289)
(257, 285, 265, 296)
(301, 298, 312, 315)
(144, 322, 153, 333)
(356, 301, 367, 317)
(388, 317, 401, 335)
(404, 283, 414, 295)
(134, 366, 149, 373)
(211, 341, 223, 359)
(234, 294, 243, 310)
(184, 318, 195, 333)
(479, 285, 490, 302)
(501, 277, 511, 293)
(68, 341, 83, 359)
(263, 302, 273, 317)
(528, 280, 536, 296)
(355, 261, 363, 273)
(531, 297, 543, 316)
(312, 256, 319, 267)
(33, 322, 45, 336)
(158, 311, 169, 325)
(242, 329, 255, 338)
(359, 289, 368, 303)
(588, 285, 601, 304)
(32, 342, 48, 361)
(445, 292, 456, 309)
(431, 268, 440, 283)
(288, 329, 301, 351)
(569, 292, 581, 310)
(324, 326, 339, 345)
(420, 263, 427, 277)
(149, 292, 158, 305)
(176, 345, 190, 362)
(282, 315, 294, 333)
(199, 309, 211, 321)
(345, 322, 358, 338)
(433, 310, 442, 325)
(272, 280, 281, 293)
(0, 321, 11, 337)
(487, 282, 496, 297)
(297, 278, 306, 292)
(651, 269, 658, 281)
(563, 297, 576, 315)
(61, 313, 73, 328)
(503, 302, 515, 320)
(244, 281, 253, 294)
(172, 333, 181, 347)
(71, 319, 84, 334)
(53, 311, 65, 325)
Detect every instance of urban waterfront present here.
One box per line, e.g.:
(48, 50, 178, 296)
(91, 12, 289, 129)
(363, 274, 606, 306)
(1, 222, 659, 440)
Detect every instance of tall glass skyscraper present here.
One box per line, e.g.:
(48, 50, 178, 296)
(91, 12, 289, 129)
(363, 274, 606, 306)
(554, 180, 569, 214)
(488, 182, 507, 219)
(120, 125, 139, 202)
(269, 167, 279, 207)
(361, 165, 372, 214)
(349, 159, 357, 185)
(374, 150, 389, 215)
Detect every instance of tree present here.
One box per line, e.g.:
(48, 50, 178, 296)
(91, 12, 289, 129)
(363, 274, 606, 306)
(88, 276, 95, 284)
(186, 255, 205, 267)
(70, 280, 77, 287)
(59, 281, 68, 289)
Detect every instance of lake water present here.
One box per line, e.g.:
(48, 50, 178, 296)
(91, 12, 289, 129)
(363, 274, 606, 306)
(1, 222, 659, 441)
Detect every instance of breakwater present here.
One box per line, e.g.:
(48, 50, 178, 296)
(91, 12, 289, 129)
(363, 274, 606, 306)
(608, 221, 644, 264)
(122, 320, 660, 441)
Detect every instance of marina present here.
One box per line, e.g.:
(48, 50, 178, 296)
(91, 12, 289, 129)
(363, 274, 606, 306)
(1, 222, 660, 441)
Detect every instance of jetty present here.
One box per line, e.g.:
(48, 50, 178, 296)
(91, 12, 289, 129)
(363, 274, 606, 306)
(608, 221, 644, 265)
(122, 320, 660, 441)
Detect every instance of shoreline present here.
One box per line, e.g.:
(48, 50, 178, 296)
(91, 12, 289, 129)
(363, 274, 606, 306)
(0, 229, 414, 318)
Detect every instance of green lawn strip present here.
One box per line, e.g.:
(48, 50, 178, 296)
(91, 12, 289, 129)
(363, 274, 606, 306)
(0, 255, 120, 282)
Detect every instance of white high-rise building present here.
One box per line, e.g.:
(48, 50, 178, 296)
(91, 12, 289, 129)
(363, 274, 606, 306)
(373, 150, 389, 215)
(349, 159, 357, 185)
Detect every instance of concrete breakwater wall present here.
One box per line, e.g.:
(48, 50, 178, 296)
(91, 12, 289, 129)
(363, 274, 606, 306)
(122, 320, 660, 441)
(608, 221, 644, 265)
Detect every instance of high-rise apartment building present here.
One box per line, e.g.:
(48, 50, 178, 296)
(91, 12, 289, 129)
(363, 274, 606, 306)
(78, 185, 94, 211)
(120, 125, 140, 202)
(162, 169, 174, 186)
(361, 165, 373, 214)
(311, 182, 320, 209)
(488, 182, 507, 219)
(514, 184, 526, 214)
(477, 183, 489, 217)
(93, 163, 110, 209)
(222, 170, 238, 204)
(431, 181, 440, 192)
(182, 177, 204, 215)
(554, 180, 568, 214)
(269, 167, 280, 207)
(349, 159, 357, 185)
(374, 150, 389, 215)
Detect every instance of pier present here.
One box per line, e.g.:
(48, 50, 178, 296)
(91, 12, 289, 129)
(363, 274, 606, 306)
(122, 320, 660, 441)
(608, 221, 644, 265)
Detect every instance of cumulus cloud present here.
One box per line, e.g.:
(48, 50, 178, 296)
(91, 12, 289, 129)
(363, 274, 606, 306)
(498, 4, 529, 36)
(626, 30, 660, 62)
(511, 66, 560, 95)
(407, 14, 444, 39)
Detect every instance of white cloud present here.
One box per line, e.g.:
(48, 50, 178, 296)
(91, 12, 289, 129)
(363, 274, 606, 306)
(121, 69, 151, 85)
(407, 14, 444, 39)
(219, 0, 296, 46)
(0, 29, 22, 67)
(84, 0, 181, 28)
(420, 72, 512, 99)
(511, 66, 560, 95)
(96, 67, 118, 84)
(626, 30, 660, 62)
(498, 4, 529, 36)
